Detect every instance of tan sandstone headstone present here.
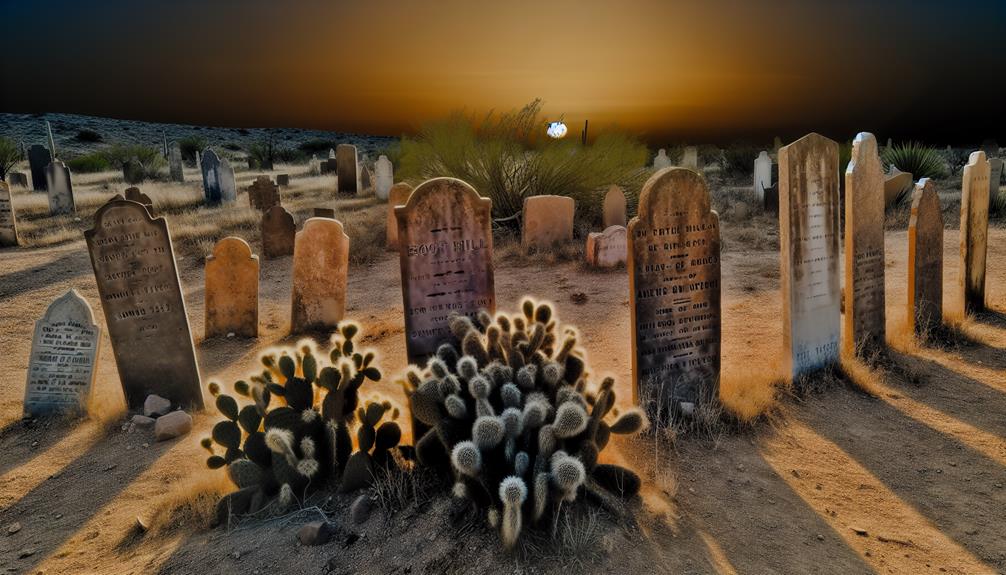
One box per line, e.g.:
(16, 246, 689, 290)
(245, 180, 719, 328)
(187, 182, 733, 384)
(883, 167, 914, 207)
(0, 181, 18, 247)
(843, 133, 886, 357)
(959, 151, 991, 315)
(780, 133, 841, 379)
(261, 206, 296, 258)
(386, 182, 413, 251)
(205, 237, 259, 339)
(291, 218, 349, 333)
(522, 195, 575, 249)
(908, 179, 943, 336)
(247, 176, 281, 212)
(124, 186, 154, 215)
(628, 168, 721, 411)
(585, 225, 627, 268)
(602, 185, 627, 228)
(395, 177, 495, 363)
(85, 197, 203, 410)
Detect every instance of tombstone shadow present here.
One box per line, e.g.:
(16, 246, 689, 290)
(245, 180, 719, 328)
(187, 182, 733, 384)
(0, 250, 91, 305)
(0, 415, 82, 476)
(972, 307, 1006, 331)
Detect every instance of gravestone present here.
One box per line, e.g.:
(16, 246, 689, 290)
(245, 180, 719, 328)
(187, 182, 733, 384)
(205, 237, 259, 338)
(585, 225, 627, 268)
(361, 166, 372, 191)
(85, 197, 203, 410)
(46, 160, 75, 215)
(123, 158, 145, 184)
(218, 158, 237, 203)
(987, 158, 1003, 212)
(395, 177, 495, 363)
(883, 166, 913, 207)
(386, 182, 413, 251)
(329, 148, 336, 159)
(247, 176, 280, 212)
(0, 182, 19, 247)
(602, 185, 627, 228)
(907, 178, 943, 336)
(313, 207, 335, 218)
(201, 149, 222, 203)
(522, 195, 575, 249)
(320, 159, 336, 175)
(124, 186, 154, 215)
(628, 168, 721, 411)
(276, 174, 290, 186)
(8, 172, 29, 189)
(375, 155, 393, 200)
(754, 151, 772, 202)
(28, 144, 51, 191)
(681, 146, 699, 170)
(779, 134, 840, 378)
(843, 133, 886, 357)
(336, 144, 358, 195)
(169, 142, 184, 183)
(652, 149, 671, 170)
(23, 290, 100, 416)
(291, 218, 350, 333)
(261, 205, 296, 258)
(959, 151, 991, 314)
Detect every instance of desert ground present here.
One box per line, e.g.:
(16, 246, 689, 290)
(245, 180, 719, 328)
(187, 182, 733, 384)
(1, 163, 1004, 575)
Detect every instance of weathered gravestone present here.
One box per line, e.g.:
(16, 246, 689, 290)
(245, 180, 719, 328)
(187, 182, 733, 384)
(754, 151, 772, 202)
(46, 160, 75, 215)
(261, 205, 296, 258)
(585, 225, 627, 268)
(652, 148, 671, 170)
(395, 177, 495, 362)
(375, 155, 393, 200)
(0, 182, 18, 247)
(169, 142, 184, 183)
(883, 166, 913, 208)
(313, 207, 336, 218)
(522, 195, 575, 249)
(201, 149, 237, 203)
(907, 178, 943, 336)
(28, 145, 51, 191)
(843, 133, 886, 357)
(291, 218, 350, 333)
(987, 158, 1003, 213)
(320, 158, 336, 175)
(8, 172, 29, 189)
(628, 168, 721, 412)
(205, 237, 259, 338)
(959, 151, 991, 314)
(681, 146, 699, 170)
(336, 144, 358, 195)
(247, 176, 281, 212)
(276, 174, 290, 186)
(329, 148, 336, 159)
(602, 185, 627, 228)
(85, 197, 203, 410)
(361, 166, 372, 191)
(386, 182, 413, 251)
(123, 158, 145, 184)
(779, 133, 841, 378)
(218, 158, 237, 203)
(124, 186, 154, 215)
(23, 290, 100, 416)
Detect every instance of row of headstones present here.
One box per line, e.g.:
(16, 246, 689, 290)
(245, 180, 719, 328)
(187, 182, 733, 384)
(653, 146, 699, 171)
(312, 145, 395, 200)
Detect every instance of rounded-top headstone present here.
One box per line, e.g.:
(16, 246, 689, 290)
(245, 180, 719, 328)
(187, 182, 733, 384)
(261, 205, 296, 258)
(602, 185, 627, 228)
(907, 178, 943, 337)
(291, 218, 350, 333)
(205, 237, 259, 339)
(960, 151, 991, 314)
(522, 195, 575, 249)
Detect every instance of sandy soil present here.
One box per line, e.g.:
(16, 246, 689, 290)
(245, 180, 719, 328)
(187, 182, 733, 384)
(0, 176, 1004, 574)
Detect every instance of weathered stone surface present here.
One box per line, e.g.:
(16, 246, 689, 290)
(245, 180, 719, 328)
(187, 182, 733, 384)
(602, 185, 627, 228)
(276, 174, 290, 186)
(375, 155, 393, 200)
(169, 142, 184, 183)
(754, 151, 772, 201)
(681, 146, 699, 169)
(154, 410, 192, 441)
(883, 167, 913, 207)
(45, 160, 75, 215)
(652, 148, 671, 170)
(319, 158, 336, 175)
(313, 208, 335, 219)
(85, 198, 203, 410)
(205, 237, 259, 338)
(336, 144, 358, 195)
(395, 177, 495, 362)
(522, 195, 574, 249)
(361, 166, 372, 191)
(8, 172, 29, 189)
(247, 176, 280, 212)
(779, 133, 841, 378)
(23, 290, 100, 417)
(28, 145, 51, 191)
(386, 182, 412, 251)
(628, 168, 721, 410)
(131, 414, 155, 427)
(843, 133, 886, 357)
(297, 521, 336, 546)
(144, 394, 172, 417)
(218, 158, 237, 203)
(988, 158, 1003, 212)
(124, 187, 153, 215)
(908, 178, 943, 337)
(202, 150, 237, 204)
(960, 151, 991, 314)
(123, 158, 145, 184)
(261, 206, 296, 258)
(291, 218, 349, 333)
(0, 182, 18, 247)
(585, 225, 626, 268)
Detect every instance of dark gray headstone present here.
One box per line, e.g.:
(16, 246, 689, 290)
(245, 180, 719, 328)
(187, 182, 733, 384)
(123, 158, 145, 184)
(201, 149, 222, 203)
(28, 145, 51, 191)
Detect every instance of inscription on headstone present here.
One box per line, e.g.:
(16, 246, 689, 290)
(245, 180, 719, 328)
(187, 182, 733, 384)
(602, 185, 627, 228)
(261, 205, 296, 258)
(28, 145, 51, 191)
(375, 155, 393, 200)
(386, 182, 413, 251)
(522, 195, 575, 249)
(205, 237, 259, 338)
(336, 144, 358, 195)
(0, 182, 18, 247)
(46, 160, 75, 215)
(247, 176, 280, 212)
(585, 225, 627, 268)
(960, 151, 991, 314)
(908, 178, 943, 337)
(291, 218, 350, 333)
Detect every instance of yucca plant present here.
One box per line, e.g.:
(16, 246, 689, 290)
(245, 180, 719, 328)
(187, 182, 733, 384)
(881, 142, 948, 180)
(0, 137, 22, 182)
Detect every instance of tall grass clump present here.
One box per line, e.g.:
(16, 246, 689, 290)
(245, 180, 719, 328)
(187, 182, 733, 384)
(67, 152, 112, 173)
(881, 142, 949, 179)
(102, 144, 167, 179)
(178, 136, 207, 165)
(0, 137, 22, 181)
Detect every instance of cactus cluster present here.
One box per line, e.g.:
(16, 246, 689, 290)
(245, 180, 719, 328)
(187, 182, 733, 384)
(403, 298, 648, 548)
(202, 322, 401, 523)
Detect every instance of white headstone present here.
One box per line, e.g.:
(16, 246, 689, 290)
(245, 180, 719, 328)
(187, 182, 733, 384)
(754, 151, 772, 202)
(45, 160, 75, 215)
(653, 149, 671, 170)
(375, 155, 394, 200)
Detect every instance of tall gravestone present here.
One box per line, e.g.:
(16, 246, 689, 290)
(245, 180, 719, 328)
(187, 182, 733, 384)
(522, 195, 575, 249)
(602, 185, 627, 228)
(123, 158, 145, 184)
(23, 290, 100, 416)
(124, 186, 154, 215)
(46, 160, 75, 215)
(205, 237, 259, 338)
(754, 151, 772, 202)
(361, 166, 372, 191)
(28, 145, 51, 191)
(85, 197, 203, 410)
(843, 133, 886, 357)
(585, 225, 627, 268)
(681, 147, 699, 170)
(201, 149, 222, 203)
(247, 176, 280, 212)
(652, 149, 671, 170)
(395, 177, 495, 363)
(908, 178, 943, 337)
(628, 168, 721, 412)
(218, 157, 237, 203)
(0, 182, 18, 247)
(779, 133, 841, 379)
(987, 158, 1003, 212)
(261, 205, 296, 258)
(386, 182, 413, 251)
(169, 142, 185, 183)
(959, 151, 991, 314)
(336, 144, 358, 196)
(291, 218, 349, 333)
(375, 155, 393, 200)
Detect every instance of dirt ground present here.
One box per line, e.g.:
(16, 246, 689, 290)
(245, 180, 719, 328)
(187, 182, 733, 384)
(0, 169, 1004, 575)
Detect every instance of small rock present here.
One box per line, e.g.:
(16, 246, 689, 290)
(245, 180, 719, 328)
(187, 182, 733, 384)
(142, 442, 150, 448)
(850, 526, 869, 537)
(570, 292, 588, 305)
(7, 522, 21, 535)
(144, 394, 172, 418)
(297, 521, 335, 546)
(131, 415, 156, 428)
(18, 549, 35, 558)
(135, 516, 149, 532)
(154, 411, 192, 442)
(227, 332, 236, 338)
(349, 493, 373, 525)
(103, 464, 117, 472)
(816, 534, 824, 541)
(231, 551, 241, 560)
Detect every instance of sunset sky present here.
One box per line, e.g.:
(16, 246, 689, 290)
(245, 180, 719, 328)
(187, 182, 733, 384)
(3, 0, 1005, 143)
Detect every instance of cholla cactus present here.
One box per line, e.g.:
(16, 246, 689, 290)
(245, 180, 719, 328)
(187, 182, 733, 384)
(401, 298, 648, 548)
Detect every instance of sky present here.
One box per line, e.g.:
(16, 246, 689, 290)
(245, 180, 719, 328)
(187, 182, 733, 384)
(2, 0, 1005, 144)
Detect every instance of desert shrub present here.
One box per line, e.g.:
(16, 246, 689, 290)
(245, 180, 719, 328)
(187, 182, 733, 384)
(178, 135, 207, 165)
(74, 129, 103, 143)
(881, 141, 948, 179)
(403, 299, 649, 548)
(298, 139, 337, 156)
(377, 140, 403, 168)
(273, 147, 306, 164)
(717, 142, 762, 179)
(101, 144, 166, 178)
(0, 137, 22, 181)
(67, 152, 111, 173)
(246, 139, 275, 170)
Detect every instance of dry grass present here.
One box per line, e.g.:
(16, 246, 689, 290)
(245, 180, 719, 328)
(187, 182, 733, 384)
(493, 228, 586, 267)
(719, 372, 785, 424)
(141, 473, 232, 535)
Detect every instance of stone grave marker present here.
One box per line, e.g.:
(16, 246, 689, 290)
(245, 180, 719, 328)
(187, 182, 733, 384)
(907, 178, 943, 337)
(46, 160, 75, 215)
(276, 174, 290, 186)
(85, 197, 203, 410)
(169, 142, 184, 183)
(779, 133, 841, 378)
(247, 176, 280, 212)
(987, 158, 1003, 212)
(602, 185, 627, 228)
(28, 144, 51, 191)
(124, 186, 154, 215)
(361, 165, 372, 191)
(395, 177, 495, 363)
(883, 166, 913, 207)
(201, 149, 222, 203)
(386, 182, 413, 251)
(313, 207, 336, 218)
(123, 158, 145, 184)
(960, 151, 991, 314)
(522, 195, 575, 249)
(291, 218, 350, 333)
(652, 148, 671, 170)
(218, 157, 237, 203)
(329, 148, 336, 159)
(754, 150, 772, 202)
(336, 144, 358, 195)
(0, 181, 18, 247)
(23, 290, 100, 416)
(205, 237, 259, 338)
(261, 205, 296, 258)
(8, 172, 29, 189)
(375, 155, 393, 200)
(681, 146, 699, 169)
(585, 225, 626, 268)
